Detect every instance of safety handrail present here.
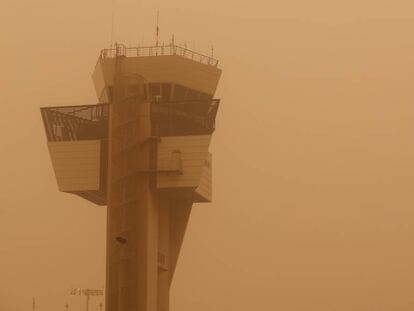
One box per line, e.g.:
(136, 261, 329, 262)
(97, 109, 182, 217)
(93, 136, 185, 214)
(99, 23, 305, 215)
(99, 44, 219, 67)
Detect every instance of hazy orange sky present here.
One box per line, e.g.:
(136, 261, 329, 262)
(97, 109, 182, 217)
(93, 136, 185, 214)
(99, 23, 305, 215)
(2, 0, 414, 310)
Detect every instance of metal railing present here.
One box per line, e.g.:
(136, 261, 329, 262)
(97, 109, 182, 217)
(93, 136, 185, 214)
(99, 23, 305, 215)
(40, 104, 109, 142)
(151, 99, 220, 136)
(99, 44, 219, 67)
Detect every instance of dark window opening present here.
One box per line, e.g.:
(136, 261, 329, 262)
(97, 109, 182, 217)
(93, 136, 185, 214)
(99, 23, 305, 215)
(173, 85, 186, 101)
(161, 83, 172, 101)
(185, 88, 199, 100)
(151, 99, 219, 137)
(149, 83, 161, 101)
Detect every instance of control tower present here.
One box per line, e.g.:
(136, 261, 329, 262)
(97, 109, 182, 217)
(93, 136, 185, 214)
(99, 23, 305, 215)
(40, 43, 221, 311)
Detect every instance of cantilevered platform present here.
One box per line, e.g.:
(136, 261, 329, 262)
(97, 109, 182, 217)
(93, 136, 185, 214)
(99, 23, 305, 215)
(41, 98, 219, 205)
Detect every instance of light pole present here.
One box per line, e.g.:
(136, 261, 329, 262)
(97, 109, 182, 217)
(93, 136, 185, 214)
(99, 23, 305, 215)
(70, 288, 103, 311)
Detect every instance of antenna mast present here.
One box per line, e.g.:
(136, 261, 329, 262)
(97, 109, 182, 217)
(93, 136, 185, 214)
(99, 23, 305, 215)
(110, 13, 115, 48)
(156, 9, 160, 47)
(110, 0, 115, 48)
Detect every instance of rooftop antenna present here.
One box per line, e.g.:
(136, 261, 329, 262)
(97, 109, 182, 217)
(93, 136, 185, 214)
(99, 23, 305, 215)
(156, 9, 160, 47)
(110, 0, 116, 48)
(110, 13, 115, 48)
(32, 297, 36, 311)
(171, 34, 175, 46)
(211, 45, 214, 58)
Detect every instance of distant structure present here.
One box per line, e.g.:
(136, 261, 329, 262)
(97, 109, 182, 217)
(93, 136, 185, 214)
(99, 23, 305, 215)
(41, 43, 222, 311)
(70, 287, 104, 311)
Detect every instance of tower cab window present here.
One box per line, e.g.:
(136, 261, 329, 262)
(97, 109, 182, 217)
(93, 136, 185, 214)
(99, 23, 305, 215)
(149, 83, 161, 101)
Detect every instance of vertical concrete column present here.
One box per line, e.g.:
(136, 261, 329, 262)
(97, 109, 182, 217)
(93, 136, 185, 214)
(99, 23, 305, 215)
(106, 56, 158, 311)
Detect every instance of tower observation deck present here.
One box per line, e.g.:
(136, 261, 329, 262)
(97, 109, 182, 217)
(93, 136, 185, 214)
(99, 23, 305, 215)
(41, 43, 222, 311)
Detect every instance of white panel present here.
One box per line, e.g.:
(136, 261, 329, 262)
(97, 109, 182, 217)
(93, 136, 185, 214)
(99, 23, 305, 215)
(48, 140, 101, 192)
(194, 152, 212, 202)
(156, 135, 211, 189)
(91, 60, 107, 101)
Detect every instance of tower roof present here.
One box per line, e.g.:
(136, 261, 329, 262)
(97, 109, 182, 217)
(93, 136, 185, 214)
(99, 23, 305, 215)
(92, 44, 222, 102)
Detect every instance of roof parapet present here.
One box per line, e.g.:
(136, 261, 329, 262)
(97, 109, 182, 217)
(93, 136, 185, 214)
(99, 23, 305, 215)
(99, 44, 219, 67)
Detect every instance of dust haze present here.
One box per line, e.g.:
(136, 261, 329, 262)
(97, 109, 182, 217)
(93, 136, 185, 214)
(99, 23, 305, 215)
(2, 0, 414, 310)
